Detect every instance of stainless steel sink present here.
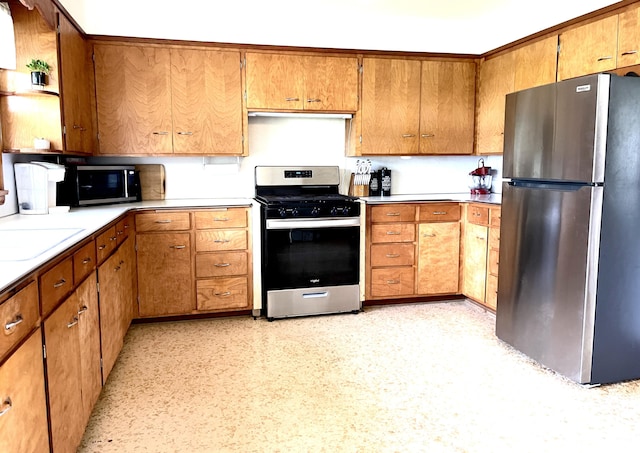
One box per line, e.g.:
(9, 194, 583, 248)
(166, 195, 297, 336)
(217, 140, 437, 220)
(0, 228, 84, 261)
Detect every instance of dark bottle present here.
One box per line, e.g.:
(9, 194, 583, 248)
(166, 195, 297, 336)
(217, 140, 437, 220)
(380, 167, 391, 196)
(369, 170, 381, 196)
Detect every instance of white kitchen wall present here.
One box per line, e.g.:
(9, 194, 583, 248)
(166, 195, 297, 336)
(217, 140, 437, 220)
(0, 117, 503, 218)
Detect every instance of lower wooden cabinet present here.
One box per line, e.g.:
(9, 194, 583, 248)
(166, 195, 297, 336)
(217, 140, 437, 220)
(417, 222, 460, 295)
(0, 329, 50, 453)
(462, 222, 488, 302)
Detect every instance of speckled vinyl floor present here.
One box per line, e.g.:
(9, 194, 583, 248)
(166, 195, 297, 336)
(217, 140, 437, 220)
(78, 301, 640, 453)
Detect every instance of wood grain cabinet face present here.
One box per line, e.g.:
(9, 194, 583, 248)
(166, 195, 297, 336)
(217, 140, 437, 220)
(245, 53, 358, 112)
(96, 226, 118, 265)
(0, 330, 50, 453)
(196, 276, 249, 311)
(463, 222, 488, 303)
(73, 240, 96, 286)
(558, 15, 619, 81)
(513, 36, 559, 92)
(39, 257, 73, 317)
(135, 211, 191, 232)
(618, 5, 640, 67)
(0, 281, 39, 363)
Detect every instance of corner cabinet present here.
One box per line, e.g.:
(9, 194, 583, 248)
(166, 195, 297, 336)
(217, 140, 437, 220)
(358, 58, 475, 156)
(94, 43, 246, 156)
(245, 52, 358, 112)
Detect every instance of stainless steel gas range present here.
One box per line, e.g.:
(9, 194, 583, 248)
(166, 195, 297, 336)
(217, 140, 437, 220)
(255, 166, 362, 321)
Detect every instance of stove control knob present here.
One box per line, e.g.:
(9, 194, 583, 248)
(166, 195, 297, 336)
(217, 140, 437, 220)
(291, 208, 300, 217)
(330, 207, 338, 216)
(311, 207, 321, 217)
(278, 208, 287, 218)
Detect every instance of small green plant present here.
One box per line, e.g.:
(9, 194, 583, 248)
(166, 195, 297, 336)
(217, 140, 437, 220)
(26, 59, 50, 74)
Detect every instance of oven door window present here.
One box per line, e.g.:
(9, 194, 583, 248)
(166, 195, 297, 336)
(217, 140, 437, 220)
(265, 226, 359, 290)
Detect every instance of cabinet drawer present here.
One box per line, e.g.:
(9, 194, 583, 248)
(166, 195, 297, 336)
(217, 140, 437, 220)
(371, 224, 415, 243)
(490, 208, 501, 228)
(40, 258, 73, 317)
(73, 241, 96, 285)
(486, 275, 498, 310)
(136, 212, 191, 232)
(371, 243, 415, 267)
(467, 205, 489, 225)
(196, 252, 248, 278)
(418, 203, 461, 222)
(196, 277, 249, 311)
(196, 230, 247, 252)
(489, 227, 500, 250)
(0, 282, 39, 362)
(195, 208, 248, 229)
(371, 268, 414, 297)
(115, 215, 133, 245)
(370, 204, 416, 223)
(95, 226, 117, 264)
(488, 248, 500, 276)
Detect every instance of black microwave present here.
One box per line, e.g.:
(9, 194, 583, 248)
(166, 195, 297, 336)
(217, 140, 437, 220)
(57, 165, 141, 207)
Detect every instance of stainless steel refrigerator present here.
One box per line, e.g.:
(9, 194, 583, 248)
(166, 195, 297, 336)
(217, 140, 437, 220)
(496, 73, 640, 385)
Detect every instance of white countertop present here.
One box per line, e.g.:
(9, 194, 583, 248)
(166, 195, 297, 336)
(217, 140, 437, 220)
(0, 198, 254, 293)
(361, 192, 502, 205)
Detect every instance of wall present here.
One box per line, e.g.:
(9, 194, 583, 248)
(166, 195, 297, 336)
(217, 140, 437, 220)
(0, 116, 503, 218)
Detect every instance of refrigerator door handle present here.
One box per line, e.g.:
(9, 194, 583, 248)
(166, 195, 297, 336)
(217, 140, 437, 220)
(509, 180, 596, 191)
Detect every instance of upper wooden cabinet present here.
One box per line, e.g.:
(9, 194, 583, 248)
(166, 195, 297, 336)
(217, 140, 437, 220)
(94, 43, 245, 155)
(419, 60, 476, 155)
(558, 15, 619, 81)
(0, 4, 93, 154)
(359, 58, 475, 156)
(618, 4, 640, 67)
(245, 53, 358, 112)
(513, 35, 558, 92)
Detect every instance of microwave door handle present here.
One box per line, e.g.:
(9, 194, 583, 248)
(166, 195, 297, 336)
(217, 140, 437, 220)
(123, 170, 129, 198)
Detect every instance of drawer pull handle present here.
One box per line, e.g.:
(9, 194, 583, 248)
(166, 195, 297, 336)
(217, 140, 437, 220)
(77, 306, 88, 316)
(387, 280, 400, 285)
(402, 134, 416, 138)
(386, 231, 401, 235)
(170, 245, 187, 249)
(98, 244, 107, 250)
(114, 265, 121, 271)
(214, 291, 232, 297)
(53, 278, 67, 288)
(5, 315, 23, 331)
(82, 257, 92, 264)
(423, 233, 436, 238)
(0, 398, 12, 417)
(285, 97, 300, 102)
(177, 131, 193, 136)
(421, 133, 435, 138)
(117, 230, 124, 235)
(432, 211, 447, 215)
(214, 239, 231, 243)
(386, 212, 401, 217)
(155, 219, 172, 224)
(110, 236, 117, 241)
(622, 50, 638, 56)
(152, 131, 170, 135)
(476, 236, 485, 240)
(214, 218, 229, 222)
(72, 124, 86, 131)
(214, 263, 231, 267)
(597, 55, 613, 61)
(67, 317, 79, 328)
(386, 254, 400, 258)
(306, 98, 322, 103)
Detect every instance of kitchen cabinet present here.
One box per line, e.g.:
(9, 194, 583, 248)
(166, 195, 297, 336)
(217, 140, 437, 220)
(0, 3, 94, 154)
(485, 208, 501, 310)
(39, 256, 73, 318)
(557, 15, 618, 81)
(475, 52, 515, 155)
(245, 52, 358, 112)
(359, 58, 475, 156)
(0, 281, 39, 363)
(618, 4, 640, 67)
(98, 236, 135, 381)
(416, 204, 461, 295)
(0, 329, 49, 453)
(136, 211, 194, 317)
(513, 35, 558, 91)
(95, 43, 246, 156)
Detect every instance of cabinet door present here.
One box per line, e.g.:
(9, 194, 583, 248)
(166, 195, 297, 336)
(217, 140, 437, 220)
(419, 60, 475, 155)
(476, 52, 515, 155)
(94, 44, 173, 154)
(302, 55, 358, 111)
(44, 293, 84, 453)
(417, 222, 460, 295)
(0, 330, 49, 453)
(137, 233, 194, 317)
(463, 223, 488, 302)
(245, 53, 304, 110)
(361, 58, 421, 155)
(513, 36, 558, 91)
(76, 272, 102, 426)
(58, 13, 95, 154)
(557, 15, 618, 81)
(618, 4, 640, 67)
(98, 248, 126, 381)
(171, 48, 243, 155)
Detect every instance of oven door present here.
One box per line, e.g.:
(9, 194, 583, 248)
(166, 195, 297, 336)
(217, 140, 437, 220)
(263, 217, 360, 290)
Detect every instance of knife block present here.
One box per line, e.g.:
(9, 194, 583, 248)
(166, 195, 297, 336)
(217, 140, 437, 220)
(349, 173, 369, 197)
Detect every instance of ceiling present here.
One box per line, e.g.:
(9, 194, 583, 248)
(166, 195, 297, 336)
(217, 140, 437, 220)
(57, 0, 622, 54)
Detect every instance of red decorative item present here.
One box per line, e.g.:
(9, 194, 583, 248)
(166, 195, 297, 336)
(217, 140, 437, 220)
(469, 158, 492, 194)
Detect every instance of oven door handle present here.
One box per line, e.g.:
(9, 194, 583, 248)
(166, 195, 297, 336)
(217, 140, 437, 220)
(302, 292, 329, 299)
(266, 218, 360, 229)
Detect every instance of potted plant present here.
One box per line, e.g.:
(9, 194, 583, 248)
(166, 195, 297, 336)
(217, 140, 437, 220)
(26, 59, 51, 87)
